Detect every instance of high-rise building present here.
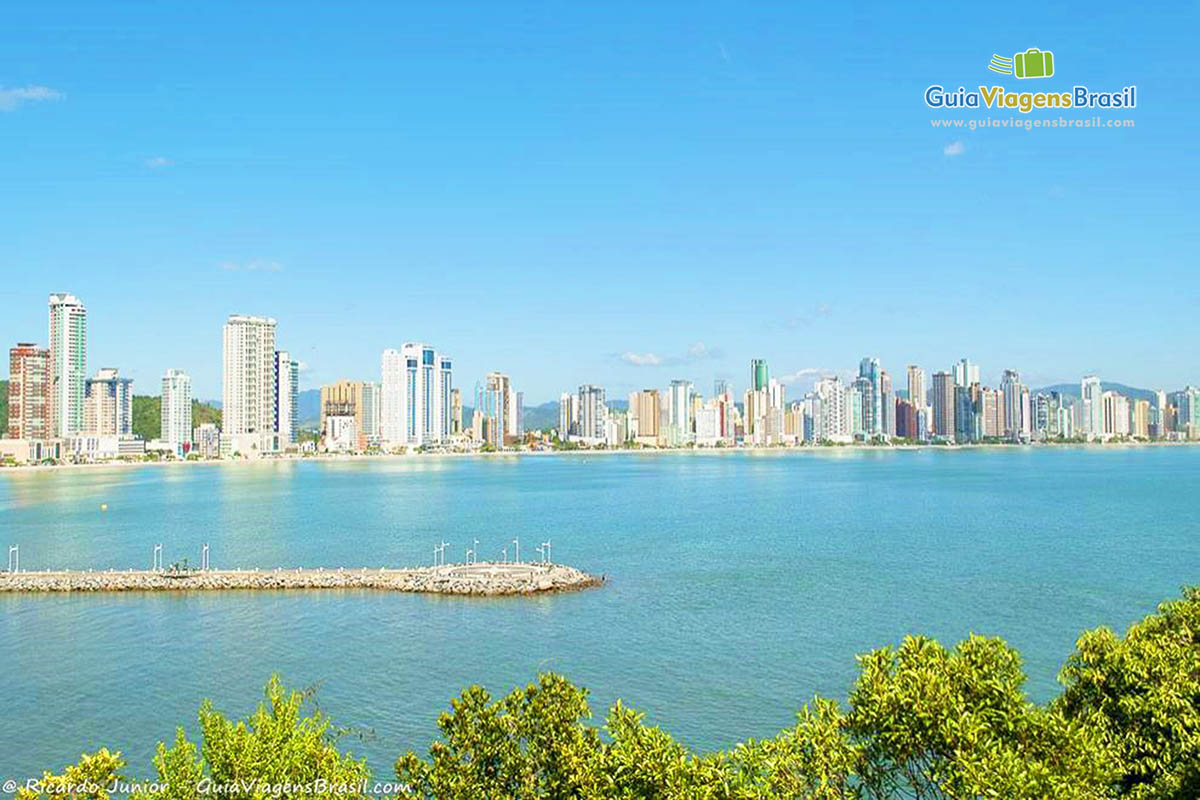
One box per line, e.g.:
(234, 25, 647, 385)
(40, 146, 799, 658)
(1151, 389, 1168, 439)
(953, 358, 980, 388)
(559, 392, 579, 439)
(578, 385, 607, 442)
(476, 372, 518, 447)
(630, 389, 660, 443)
(931, 371, 955, 439)
(667, 379, 693, 444)
(161, 369, 192, 453)
(449, 387, 462, 436)
(320, 380, 366, 450)
(980, 387, 1003, 439)
(380, 343, 452, 448)
(274, 350, 298, 447)
(48, 293, 88, 438)
(906, 365, 926, 408)
(1000, 369, 1028, 441)
(83, 368, 133, 436)
(7, 343, 51, 440)
(880, 370, 894, 436)
(1081, 375, 1103, 440)
(361, 382, 382, 445)
(858, 357, 882, 435)
(751, 359, 768, 391)
(222, 314, 278, 453)
(1171, 386, 1200, 439)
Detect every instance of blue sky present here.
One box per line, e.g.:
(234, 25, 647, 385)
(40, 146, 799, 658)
(2, 1, 1197, 403)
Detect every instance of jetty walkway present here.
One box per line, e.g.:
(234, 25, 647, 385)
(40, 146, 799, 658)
(0, 561, 603, 597)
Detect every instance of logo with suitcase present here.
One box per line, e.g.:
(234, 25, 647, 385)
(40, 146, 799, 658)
(989, 48, 1055, 79)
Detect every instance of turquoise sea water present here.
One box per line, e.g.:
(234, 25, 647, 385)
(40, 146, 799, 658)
(1, 448, 1197, 779)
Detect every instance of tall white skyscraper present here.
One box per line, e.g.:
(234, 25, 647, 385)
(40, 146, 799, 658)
(380, 343, 452, 447)
(161, 369, 193, 453)
(274, 350, 298, 447)
(667, 379, 693, 443)
(1081, 375, 1103, 440)
(48, 293, 88, 438)
(953, 358, 980, 388)
(222, 315, 278, 452)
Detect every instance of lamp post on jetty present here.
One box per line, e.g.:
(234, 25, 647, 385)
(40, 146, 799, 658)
(7, 545, 18, 574)
(472, 539, 480, 564)
(542, 540, 552, 564)
(501, 546, 508, 563)
(439, 541, 450, 566)
(200, 544, 210, 571)
(152, 543, 163, 572)
(512, 537, 520, 564)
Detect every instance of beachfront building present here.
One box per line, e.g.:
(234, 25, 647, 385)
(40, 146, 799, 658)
(7, 343, 51, 441)
(577, 385, 606, 444)
(222, 314, 279, 455)
(48, 293, 88, 438)
(193, 423, 220, 459)
(931, 371, 955, 440)
(83, 368, 133, 436)
(161, 369, 192, 454)
(380, 343, 453, 449)
(629, 389, 661, 446)
(320, 380, 366, 451)
(274, 350, 298, 448)
(474, 371, 519, 447)
(1081, 375, 1103, 440)
(361, 381, 382, 447)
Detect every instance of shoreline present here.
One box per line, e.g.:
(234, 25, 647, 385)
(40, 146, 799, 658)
(0, 562, 604, 597)
(0, 440, 1197, 475)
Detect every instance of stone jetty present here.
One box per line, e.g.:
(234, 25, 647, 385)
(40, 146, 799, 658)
(0, 562, 604, 597)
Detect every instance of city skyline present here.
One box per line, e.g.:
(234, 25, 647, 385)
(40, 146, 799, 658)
(2, 3, 1197, 402)
(2, 288, 1196, 409)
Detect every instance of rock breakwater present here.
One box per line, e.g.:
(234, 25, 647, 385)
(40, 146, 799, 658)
(0, 562, 603, 597)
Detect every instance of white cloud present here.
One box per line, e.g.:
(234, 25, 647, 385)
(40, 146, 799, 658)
(219, 260, 284, 273)
(776, 368, 822, 384)
(0, 85, 63, 111)
(943, 140, 965, 156)
(618, 341, 722, 368)
(620, 352, 662, 367)
(145, 156, 173, 169)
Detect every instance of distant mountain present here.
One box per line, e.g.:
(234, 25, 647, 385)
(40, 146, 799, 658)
(1036, 382, 1157, 403)
(297, 389, 321, 428)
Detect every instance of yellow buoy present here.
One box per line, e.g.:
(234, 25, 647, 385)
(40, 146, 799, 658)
(100, 504, 108, 511)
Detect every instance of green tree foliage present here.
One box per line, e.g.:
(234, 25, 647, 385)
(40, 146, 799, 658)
(145, 675, 369, 798)
(29, 589, 1200, 799)
(130, 396, 221, 441)
(0, 378, 9, 432)
(1057, 587, 1200, 800)
(17, 748, 126, 800)
(131, 396, 161, 440)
